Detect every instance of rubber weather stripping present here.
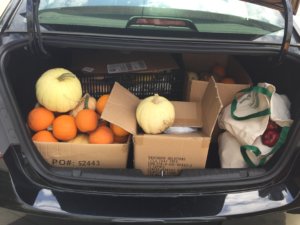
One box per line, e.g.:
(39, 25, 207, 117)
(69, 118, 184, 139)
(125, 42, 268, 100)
(26, 0, 49, 56)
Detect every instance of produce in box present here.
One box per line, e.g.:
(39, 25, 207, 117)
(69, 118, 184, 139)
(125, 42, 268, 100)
(36, 68, 82, 113)
(136, 94, 175, 134)
(27, 107, 54, 132)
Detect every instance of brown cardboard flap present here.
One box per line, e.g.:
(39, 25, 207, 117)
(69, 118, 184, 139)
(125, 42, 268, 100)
(186, 80, 209, 102)
(216, 83, 250, 107)
(101, 82, 140, 134)
(171, 101, 203, 128)
(202, 78, 223, 136)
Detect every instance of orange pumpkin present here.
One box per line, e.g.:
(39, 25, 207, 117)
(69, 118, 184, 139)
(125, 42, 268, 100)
(53, 115, 77, 141)
(114, 135, 129, 144)
(96, 94, 110, 114)
(212, 64, 226, 77)
(28, 107, 54, 132)
(32, 130, 58, 142)
(89, 126, 114, 144)
(75, 109, 98, 132)
(110, 123, 129, 137)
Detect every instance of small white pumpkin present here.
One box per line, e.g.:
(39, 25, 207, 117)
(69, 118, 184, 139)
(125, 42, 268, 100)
(187, 71, 199, 80)
(136, 94, 175, 134)
(70, 93, 97, 117)
(36, 68, 82, 113)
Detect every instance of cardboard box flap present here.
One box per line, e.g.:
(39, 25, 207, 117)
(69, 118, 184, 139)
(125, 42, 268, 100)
(216, 83, 250, 107)
(101, 82, 140, 135)
(172, 101, 203, 128)
(186, 80, 209, 102)
(202, 78, 223, 136)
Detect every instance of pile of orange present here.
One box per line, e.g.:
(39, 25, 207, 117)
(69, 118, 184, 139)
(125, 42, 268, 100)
(28, 94, 129, 144)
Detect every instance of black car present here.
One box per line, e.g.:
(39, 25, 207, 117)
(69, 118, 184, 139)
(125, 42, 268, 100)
(1, 0, 300, 224)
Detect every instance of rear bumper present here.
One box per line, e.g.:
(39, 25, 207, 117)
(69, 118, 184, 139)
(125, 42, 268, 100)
(1, 152, 299, 224)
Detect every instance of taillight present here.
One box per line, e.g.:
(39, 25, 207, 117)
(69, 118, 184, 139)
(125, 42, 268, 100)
(135, 18, 188, 27)
(126, 17, 198, 32)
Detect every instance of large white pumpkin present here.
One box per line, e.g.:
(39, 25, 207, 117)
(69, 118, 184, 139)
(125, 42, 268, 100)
(36, 68, 82, 113)
(136, 94, 175, 134)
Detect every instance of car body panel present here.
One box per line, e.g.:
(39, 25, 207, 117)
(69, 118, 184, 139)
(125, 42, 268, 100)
(0, 151, 299, 222)
(1, 0, 300, 223)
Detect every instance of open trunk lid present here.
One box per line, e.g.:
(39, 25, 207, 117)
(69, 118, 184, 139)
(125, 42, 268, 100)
(26, 0, 296, 62)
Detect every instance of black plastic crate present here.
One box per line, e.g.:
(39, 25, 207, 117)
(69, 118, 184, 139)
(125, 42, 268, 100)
(78, 70, 185, 100)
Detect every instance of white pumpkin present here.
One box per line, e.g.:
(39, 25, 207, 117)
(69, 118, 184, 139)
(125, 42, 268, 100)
(187, 71, 199, 80)
(70, 93, 97, 117)
(136, 94, 175, 134)
(36, 68, 82, 113)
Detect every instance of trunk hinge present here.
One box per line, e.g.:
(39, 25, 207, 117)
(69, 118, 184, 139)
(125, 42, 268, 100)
(278, 0, 293, 63)
(26, 0, 49, 56)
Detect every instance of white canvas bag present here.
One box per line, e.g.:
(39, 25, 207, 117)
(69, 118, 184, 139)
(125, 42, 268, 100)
(218, 83, 293, 167)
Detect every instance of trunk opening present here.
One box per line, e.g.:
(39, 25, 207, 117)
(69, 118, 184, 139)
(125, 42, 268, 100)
(2, 40, 300, 191)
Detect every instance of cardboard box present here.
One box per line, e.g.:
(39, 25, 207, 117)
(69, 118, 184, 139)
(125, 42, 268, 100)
(101, 79, 222, 176)
(71, 50, 179, 76)
(183, 54, 251, 107)
(34, 51, 181, 170)
(34, 140, 129, 169)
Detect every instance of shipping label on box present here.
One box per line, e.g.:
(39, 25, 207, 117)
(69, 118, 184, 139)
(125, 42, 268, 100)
(134, 134, 211, 176)
(34, 141, 129, 169)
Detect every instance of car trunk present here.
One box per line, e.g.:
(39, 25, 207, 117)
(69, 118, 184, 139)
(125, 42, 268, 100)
(2, 41, 300, 191)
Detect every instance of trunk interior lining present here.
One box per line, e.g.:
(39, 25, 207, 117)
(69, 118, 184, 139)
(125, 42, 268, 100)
(3, 44, 300, 184)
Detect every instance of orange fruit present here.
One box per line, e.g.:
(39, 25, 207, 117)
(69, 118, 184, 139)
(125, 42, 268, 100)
(114, 135, 129, 144)
(53, 115, 77, 141)
(221, 77, 236, 84)
(89, 126, 114, 144)
(32, 130, 58, 143)
(75, 109, 98, 132)
(212, 64, 226, 77)
(110, 123, 129, 137)
(96, 94, 110, 114)
(27, 107, 54, 132)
